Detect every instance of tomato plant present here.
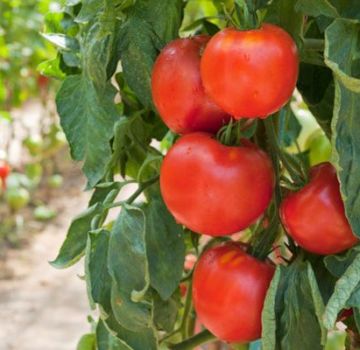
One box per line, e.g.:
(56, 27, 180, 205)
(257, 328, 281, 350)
(281, 162, 358, 255)
(193, 242, 275, 342)
(160, 132, 274, 236)
(43, 0, 360, 349)
(152, 36, 229, 134)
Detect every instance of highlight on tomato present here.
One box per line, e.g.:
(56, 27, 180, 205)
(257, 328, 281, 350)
(280, 162, 358, 255)
(201, 23, 299, 118)
(192, 242, 275, 342)
(160, 132, 274, 236)
(151, 36, 229, 134)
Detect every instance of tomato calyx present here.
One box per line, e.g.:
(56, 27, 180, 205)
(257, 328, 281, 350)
(215, 118, 257, 146)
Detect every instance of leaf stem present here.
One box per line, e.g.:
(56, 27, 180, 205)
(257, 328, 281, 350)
(169, 330, 216, 350)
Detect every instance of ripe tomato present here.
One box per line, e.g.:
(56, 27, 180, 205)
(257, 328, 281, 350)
(280, 162, 358, 255)
(0, 161, 11, 189)
(201, 24, 298, 118)
(160, 133, 274, 236)
(151, 36, 229, 134)
(192, 242, 275, 342)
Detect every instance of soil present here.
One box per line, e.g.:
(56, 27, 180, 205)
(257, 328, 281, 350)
(0, 162, 91, 350)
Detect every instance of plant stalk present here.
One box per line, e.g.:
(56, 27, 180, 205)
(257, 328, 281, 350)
(169, 330, 216, 350)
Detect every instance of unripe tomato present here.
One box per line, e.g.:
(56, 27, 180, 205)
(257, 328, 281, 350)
(151, 36, 229, 134)
(5, 187, 30, 211)
(160, 133, 274, 236)
(201, 24, 299, 118)
(192, 242, 275, 342)
(304, 129, 331, 166)
(280, 162, 358, 255)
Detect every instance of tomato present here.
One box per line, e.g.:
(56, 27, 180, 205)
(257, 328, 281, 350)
(192, 242, 275, 342)
(160, 133, 274, 236)
(0, 160, 11, 181)
(5, 187, 30, 211)
(151, 36, 229, 134)
(304, 129, 332, 166)
(201, 24, 299, 118)
(280, 162, 358, 255)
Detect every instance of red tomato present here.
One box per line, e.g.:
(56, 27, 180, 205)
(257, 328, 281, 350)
(192, 242, 275, 342)
(280, 162, 358, 255)
(37, 75, 49, 89)
(151, 36, 229, 134)
(201, 24, 299, 118)
(160, 133, 274, 236)
(0, 161, 10, 180)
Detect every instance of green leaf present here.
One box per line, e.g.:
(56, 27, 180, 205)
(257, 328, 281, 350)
(41, 33, 80, 51)
(325, 246, 360, 278)
(295, 0, 339, 18)
(87, 230, 112, 311)
(56, 2, 120, 187)
(96, 319, 131, 350)
(103, 313, 157, 350)
(144, 198, 185, 300)
(261, 266, 281, 350)
(153, 291, 179, 332)
(50, 203, 103, 269)
(324, 252, 360, 329)
(108, 205, 152, 331)
(56, 76, 119, 187)
(324, 19, 360, 237)
(265, 0, 304, 45)
(262, 261, 326, 350)
(119, 0, 184, 107)
(278, 105, 302, 147)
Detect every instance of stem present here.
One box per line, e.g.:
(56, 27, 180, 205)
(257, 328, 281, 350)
(303, 38, 325, 51)
(106, 176, 159, 209)
(169, 330, 215, 350)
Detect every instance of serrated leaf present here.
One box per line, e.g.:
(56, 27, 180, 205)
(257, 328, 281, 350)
(50, 203, 103, 269)
(56, 76, 119, 187)
(96, 319, 132, 350)
(144, 198, 185, 300)
(108, 205, 152, 331)
(324, 19, 360, 237)
(324, 253, 360, 329)
(119, 0, 184, 107)
(56, 2, 120, 187)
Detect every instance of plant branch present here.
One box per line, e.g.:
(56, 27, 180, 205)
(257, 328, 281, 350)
(169, 330, 216, 350)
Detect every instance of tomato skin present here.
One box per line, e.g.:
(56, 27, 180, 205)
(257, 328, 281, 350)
(201, 24, 299, 118)
(192, 242, 275, 342)
(151, 36, 229, 134)
(280, 162, 358, 255)
(160, 133, 274, 236)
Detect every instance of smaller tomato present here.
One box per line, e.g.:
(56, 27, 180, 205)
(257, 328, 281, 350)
(151, 36, 229, 134)
(280, 162, 358, 255)
(192, 242, 274, 343)
(5, 187, 30, 211)
(0, 160, 11, 180)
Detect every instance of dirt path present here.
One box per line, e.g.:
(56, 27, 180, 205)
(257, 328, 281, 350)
(0, 165, 91, 350)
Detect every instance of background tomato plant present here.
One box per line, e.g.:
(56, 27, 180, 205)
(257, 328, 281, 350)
(42, 0, 360, 349)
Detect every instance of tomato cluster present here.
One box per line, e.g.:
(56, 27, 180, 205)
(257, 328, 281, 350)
(151, 23, 358, 344)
